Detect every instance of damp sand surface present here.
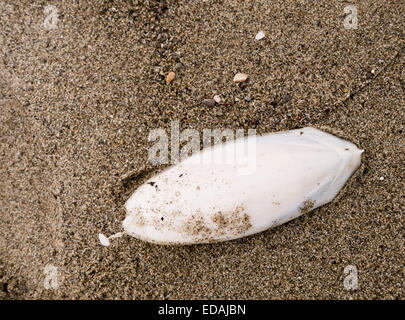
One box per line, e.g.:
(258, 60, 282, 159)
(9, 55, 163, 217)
(0, 1, 404, 299)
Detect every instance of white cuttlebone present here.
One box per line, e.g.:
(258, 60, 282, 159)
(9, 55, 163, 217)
(123, 127, 363, 245)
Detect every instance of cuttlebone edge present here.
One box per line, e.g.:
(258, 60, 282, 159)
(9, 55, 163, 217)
(299, 127, 364, 204)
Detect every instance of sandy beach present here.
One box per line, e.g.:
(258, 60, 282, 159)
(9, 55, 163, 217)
(0, 0, 404, 299)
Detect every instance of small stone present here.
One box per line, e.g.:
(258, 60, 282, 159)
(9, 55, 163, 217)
(202, 99, 216, 107)
(379, 176, 384, 181)
(245, 95, 252, 102)
(213, 95, 221, 103)
(98, 233, 110, 246)
(166, 71, 175, 84)
(255, 31, 265, 40)
(283, 94, 292, 102)
(233, 73, 248, 83)
(174, 63, 183, 71)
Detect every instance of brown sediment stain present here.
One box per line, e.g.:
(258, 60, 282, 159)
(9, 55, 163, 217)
(184, 215, 212, 237)
(211, 212, 228, 229)
(130, 210, 147, 228)
(182, 205, 252, 242)
(150, 214, 165, 231)
(300, 200, 315, 214)
(126, 205, 252, 243)
(212, 206, 252, 235)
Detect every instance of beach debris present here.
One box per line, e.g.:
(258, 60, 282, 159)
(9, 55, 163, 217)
(255, 31, 265, 40)
(98, 233, 110, 246)
(109, 232, 125, 239)
(98, 232, 125, 246)
(202, 98, 216, 107)
(123, 127, 363, 245)
(166, 71, 175, 84)
(213, 95, 221, 103)
(233, 73, 249, 83)
(283, 94, 292, 102)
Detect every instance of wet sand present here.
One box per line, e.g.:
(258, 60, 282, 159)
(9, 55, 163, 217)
(0, 0, 404, 299)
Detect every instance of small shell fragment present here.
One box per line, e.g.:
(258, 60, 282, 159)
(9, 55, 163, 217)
(98, 233, 110, 246)
(233, 73, 249, 83)
(213, 95, 221, 103)
(166, 71, 175, 84)
(202, 98, 216, 107)
(255, 31, 265, 40)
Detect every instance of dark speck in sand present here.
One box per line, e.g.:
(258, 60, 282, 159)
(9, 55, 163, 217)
(283, 94, 292, 102)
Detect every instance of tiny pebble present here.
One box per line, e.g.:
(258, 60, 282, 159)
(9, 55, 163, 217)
(245, 95, 252, 102)
(379, 176, 384, 181)
(255, 31, 265, 40)
(98, 233, 110, 246)
(213, 95, 221, 103)
(283, 94, 292, 102)
(174, 63, 183, 71)
(233, 73, 249, 83)
(166, 71, 175, 84)
(202, 99, 216, 107)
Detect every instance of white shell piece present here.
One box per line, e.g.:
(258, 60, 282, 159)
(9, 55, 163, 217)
(123, 127, 363, 245)
(213, 95, 221, 103)
(233, 73, 249, 83)
(98, 233, 110, 246)
(255, 31, 265, 40)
